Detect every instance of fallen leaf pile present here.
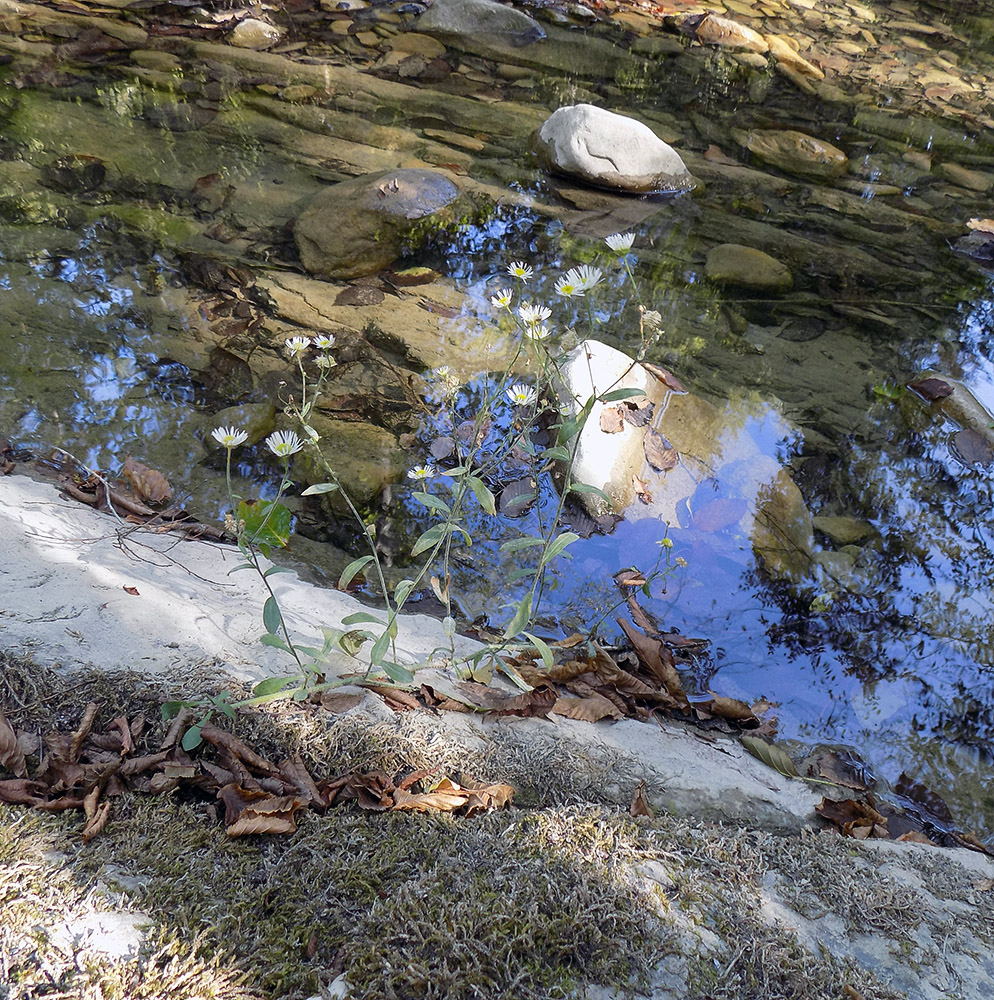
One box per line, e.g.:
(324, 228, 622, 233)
(0, 705, 514, 842)
(815, 794, 991, 855)
(378, 593, 768, 732)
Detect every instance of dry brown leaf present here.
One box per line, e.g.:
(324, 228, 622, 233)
(896, 830, 937, 846)
(614, 568, 648, 587)
(630, 782, 654, 818)
(967, 217, 994, 234)
(617, 618, 686, 700)
(455, 682, 558, 718)
(552, 693, 624, 722)
(318, 691, 364, 714)
(644, 430, 678, 472)
(69, 703, 100, 763)
(393, 780, 470, 813)
(81, 800, 112, 842)
(0, 778, 47, 804)
(641, 362, 687, 393)
(199, 723, 281, 776)
(0, 708, 27, 778)
(121, 456, 172, 504)
(973, 877, 994, 891)
(599, 406, 626, 434)
(458, 774, 514, 816)
(123, 585, 140, 596)
(908, 377, 954, 400)
(706, 692, 758, 723)
(816, 797, 888, 837)
(704, 144, 739, 166)
(632, 474, 653, 504)
(808, 750, 870, 791)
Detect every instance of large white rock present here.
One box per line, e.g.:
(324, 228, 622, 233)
(534, 104, 697, 194)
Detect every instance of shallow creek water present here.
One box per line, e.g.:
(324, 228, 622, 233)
(2, 0, 994, 841)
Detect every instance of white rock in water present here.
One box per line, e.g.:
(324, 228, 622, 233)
(230, 18, 284, 50)
(534, 104, 696, 194)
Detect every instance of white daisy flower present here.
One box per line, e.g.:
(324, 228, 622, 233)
(490, 288, 513, 309)
(211, 425, 248, 449)
(284, 336, 311, 357)
(313, 334, 336, 350)
(315, 354, 337, 369)
(265, 429, 304, 458)
(605, 232, 635, 253)
(576, 264, 604, 291)
(505, 383, 537, 406)
(525, 323, 552, 341)
(518, 303, 551, 325)
(407, 464, 436, 481)
(554, 269, 584, 297)
(506, 261, 534, 281)
(434, 365, 452, 379)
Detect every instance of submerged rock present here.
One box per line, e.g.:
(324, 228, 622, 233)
(230, 18, 284, 50)
(534, 104, 697, 194)
(705, 244, 792, 292)
(555, 340, 814, 582)
(732, 128, 848, 181)
(40, 154, 105, 193)
(205, 403, 277, 448)
(417, 0, 546, 47)
(294, 168, 471, 279)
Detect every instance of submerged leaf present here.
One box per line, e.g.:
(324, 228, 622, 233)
(644, 430, 678, 472)
(121, 456, 172, 504)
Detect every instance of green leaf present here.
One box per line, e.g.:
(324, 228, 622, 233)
(446, 464, 469, 477)
(523, 631, 554, 671)
(253, 676, 296, 697)
(160, 700, 187, 720)
(260, 633, 291, 651)
(300, 482, 339, 495)
(542, 445, 571, 462)
(600, 387, 646, 402)
(557, 397, 594, 445)
(413, 491, 450, 514)
(506, 567, 534, 584)
(411, 522, 449, 557)
(370, 628, 391, 665)
(394, 578, 416, 605)
(338, 555, 375, 591)
(466, 475, 497, 516)
(340, 630, 367, 657)
(741, 736, 800, 779)
(503, 592, 533, 639)
(227, 563, 257, 574)
(263, 595, 282, 634)
(237, 499, 292, 548)
(181, 723, 203, 752)
(263, 565, 295, 578)
(569, 482, 612, 504)
(540, 531, 580, 567)
(257, 541, 272, 560)
(500, 536, 545, 553)
(342, 611, 385, 627)
(381, 660, 415, 685)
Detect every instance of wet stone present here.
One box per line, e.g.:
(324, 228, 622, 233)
(705, 244, 793, 292)
(417, 0, 546, 47)
(40, 153, 105, 193)
(229, 18, 284, 50)
(733, 128, 849, 181)
(534, 104, 697, 195)
(294, 168, 472, 280)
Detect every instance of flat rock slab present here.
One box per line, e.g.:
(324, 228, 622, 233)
(0, 472, 818, 833)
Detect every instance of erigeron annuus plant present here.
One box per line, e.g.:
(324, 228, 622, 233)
(165, 233, 682, 744)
